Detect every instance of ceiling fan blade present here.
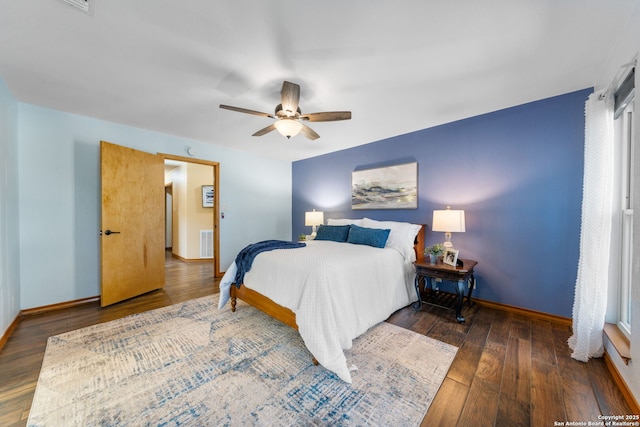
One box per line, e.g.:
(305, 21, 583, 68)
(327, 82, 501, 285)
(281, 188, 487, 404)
(219, 104, 275, 119)
(299, 111, 352, 122)
(280, 81, 300, 116)
(252, 124, 277, 137)
(299, 123, 320, 140)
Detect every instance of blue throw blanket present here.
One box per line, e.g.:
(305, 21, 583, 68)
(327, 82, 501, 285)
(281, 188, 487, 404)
(233, 240, 306, 287)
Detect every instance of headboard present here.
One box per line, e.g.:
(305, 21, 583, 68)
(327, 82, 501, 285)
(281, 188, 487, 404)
(414, 225, 426, 259)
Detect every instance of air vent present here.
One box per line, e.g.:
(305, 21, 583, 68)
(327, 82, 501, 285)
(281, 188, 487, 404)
(63, 0, 93, 14)
(200, 230, 214, 259)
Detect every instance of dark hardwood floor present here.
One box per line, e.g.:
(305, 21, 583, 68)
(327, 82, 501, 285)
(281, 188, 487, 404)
(388, 301, 633, 426)
(0, 253, 632, 426)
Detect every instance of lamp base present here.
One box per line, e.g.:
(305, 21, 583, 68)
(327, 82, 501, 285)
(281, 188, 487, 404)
(308, 225, 318, 240)
(443, 231, 453, 248)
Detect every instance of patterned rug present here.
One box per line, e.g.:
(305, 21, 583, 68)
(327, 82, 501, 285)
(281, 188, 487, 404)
(28, 297, 457, 426)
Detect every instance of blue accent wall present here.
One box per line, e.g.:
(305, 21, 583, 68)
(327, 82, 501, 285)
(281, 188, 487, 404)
(292, 88, 591, 318)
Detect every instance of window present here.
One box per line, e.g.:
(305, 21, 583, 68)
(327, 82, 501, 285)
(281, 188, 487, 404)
(613, 68, 634, 339)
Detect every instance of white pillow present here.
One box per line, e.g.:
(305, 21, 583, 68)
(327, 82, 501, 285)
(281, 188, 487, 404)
(327, 218, 363, 226)
(361, 218, 421, 261)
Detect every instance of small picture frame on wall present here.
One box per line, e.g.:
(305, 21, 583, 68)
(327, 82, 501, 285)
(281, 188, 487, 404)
(202, 185, 214, 208)
(443, 248, 459, 267)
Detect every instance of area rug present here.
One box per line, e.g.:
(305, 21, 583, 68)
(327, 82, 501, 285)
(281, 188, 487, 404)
(28, 297, 457, 426)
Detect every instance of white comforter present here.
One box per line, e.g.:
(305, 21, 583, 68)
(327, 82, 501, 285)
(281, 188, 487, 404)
(218, 240, 417, 383)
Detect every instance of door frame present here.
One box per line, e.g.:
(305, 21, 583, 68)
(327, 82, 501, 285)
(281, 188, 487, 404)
(160, 153, 221, 278)
(164, 182, 173, 250)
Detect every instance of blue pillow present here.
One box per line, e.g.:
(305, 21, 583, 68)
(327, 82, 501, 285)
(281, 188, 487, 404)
(315, 224, 351, 242)
(347, 225, 390, 248)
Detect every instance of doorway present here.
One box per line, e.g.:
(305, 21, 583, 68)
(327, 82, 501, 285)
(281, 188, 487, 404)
(161, 154, 221, 278)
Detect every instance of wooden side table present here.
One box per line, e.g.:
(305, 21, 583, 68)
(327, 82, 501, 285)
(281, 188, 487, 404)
(413, 257, 478, 323)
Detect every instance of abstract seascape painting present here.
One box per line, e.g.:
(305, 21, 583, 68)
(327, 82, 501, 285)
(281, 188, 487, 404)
(352, 162, 417, 210)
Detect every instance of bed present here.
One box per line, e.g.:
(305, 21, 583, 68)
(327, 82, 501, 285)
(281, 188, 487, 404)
(218, 218, 424, 383)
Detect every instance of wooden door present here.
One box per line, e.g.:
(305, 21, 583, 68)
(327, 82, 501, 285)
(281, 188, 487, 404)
(100, 141, 165, 306)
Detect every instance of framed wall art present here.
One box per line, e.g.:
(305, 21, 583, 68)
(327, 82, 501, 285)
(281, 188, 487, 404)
(351, 162, 417, 210)
(202, 185, 214, 208)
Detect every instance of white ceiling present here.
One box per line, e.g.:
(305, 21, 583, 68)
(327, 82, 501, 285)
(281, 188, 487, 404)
(0, 0, 637, 161)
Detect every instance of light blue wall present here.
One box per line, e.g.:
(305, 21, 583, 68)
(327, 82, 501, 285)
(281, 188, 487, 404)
(292, 88, 591, 318)
(17, 104, 292, 309)
(0, 79, 20, 336)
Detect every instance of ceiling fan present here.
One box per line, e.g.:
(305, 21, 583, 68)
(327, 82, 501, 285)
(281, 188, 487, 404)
(219, 81, 351, 140)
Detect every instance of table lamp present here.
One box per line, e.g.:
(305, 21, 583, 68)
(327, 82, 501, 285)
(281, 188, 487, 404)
(305, 209, 324, 239)
(432, 206, 465, 248)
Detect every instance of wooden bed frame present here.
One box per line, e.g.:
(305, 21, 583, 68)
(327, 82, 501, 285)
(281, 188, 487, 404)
(230, 225, 426, 333)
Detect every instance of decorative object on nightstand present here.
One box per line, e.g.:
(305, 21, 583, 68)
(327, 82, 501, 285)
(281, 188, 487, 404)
(424, 243, 445, 264)
(432, 206, 465, 248)
(304, 209, 324, 239)
(443, 247, 459, 267)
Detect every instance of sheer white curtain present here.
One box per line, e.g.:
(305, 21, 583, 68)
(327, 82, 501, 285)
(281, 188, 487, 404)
(568, 91, 615, 362)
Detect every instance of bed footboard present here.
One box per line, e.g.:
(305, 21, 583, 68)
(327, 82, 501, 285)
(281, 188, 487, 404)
(230, 284, 318, 365)
(230, 283, 298, 330)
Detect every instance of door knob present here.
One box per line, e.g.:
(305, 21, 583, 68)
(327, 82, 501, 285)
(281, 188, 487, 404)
(104, 230, 121, 235)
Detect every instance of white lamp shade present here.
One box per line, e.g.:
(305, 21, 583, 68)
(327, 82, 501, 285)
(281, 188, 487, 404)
(274, 119, 303, 138)
(305, 210, 324, 226)
(432, 209, 466, 233)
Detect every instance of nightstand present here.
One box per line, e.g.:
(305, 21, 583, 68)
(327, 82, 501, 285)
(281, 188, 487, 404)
(413, 257, 478, 323)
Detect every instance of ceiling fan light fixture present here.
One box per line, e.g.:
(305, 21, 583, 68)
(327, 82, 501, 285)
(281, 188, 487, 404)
(219, 81, 351, 140)
(274, 118, 303, 139)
